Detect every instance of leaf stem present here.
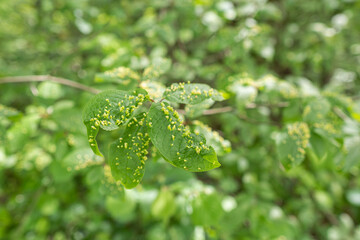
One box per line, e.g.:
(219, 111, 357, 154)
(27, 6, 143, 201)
(0, 75, 101, 94)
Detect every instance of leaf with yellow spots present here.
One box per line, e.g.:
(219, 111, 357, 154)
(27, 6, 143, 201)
(163, 83, 224, 105)
(192, 120, 231, 156)
(82, 89, 149, 156)
(147, 102, 221, 172)
(303, 97, 331, 123)
(140, 80, 166, 101)
(143, 58, 172, 80)
(95, 67, 140, 90)
(109, 112, 150, 189)
(63, 148, 103, 172)
(276, 122, 310, 170)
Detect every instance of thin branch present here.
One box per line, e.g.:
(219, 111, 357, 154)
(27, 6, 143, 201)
(202, 106, 233, 115)
(245, 102, 289, 109)
(0, 75, 101, 94)
(333, 106, 349, 121)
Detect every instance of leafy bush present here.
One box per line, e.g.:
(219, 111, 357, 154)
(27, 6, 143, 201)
(1, 0, 360, 239)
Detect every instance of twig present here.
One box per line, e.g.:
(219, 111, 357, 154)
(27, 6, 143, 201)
(202, 106, 233, 115)
(0, 75, 100, 94)
(245, 102, 289, 109)
(333, 106, 349, 121)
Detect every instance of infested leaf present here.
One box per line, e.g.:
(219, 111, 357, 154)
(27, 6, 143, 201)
(192, 120, 231, 156)
(303, 97, 331, 123)
(63, 148, 103, 172)
(276, 122, 310, 170)
(82, 89, 149, 156)
(163, 83, 224, 105)
(143, 58, 172, 80)
(147, 102, 220, 172)
(95, 67, 140, 89)
(109, 112, 150, 189)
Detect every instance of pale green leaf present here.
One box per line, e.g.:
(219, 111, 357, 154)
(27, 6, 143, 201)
(192, 120, 231, 156)
(163, 83, 224, 105)
(63, 148, 103, 172)
(303, 97, 331, 123)
(143, 58, 172, 80)
(95, 67, 140, 89)
(191, 192, 224, 226)
(151, 188, 176, 221)
(276, 122, 310, 170)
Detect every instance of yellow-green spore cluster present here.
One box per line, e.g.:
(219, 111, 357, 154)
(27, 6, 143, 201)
(163, 83, 224, 105)
(109, 112, 150, 189)
(147, 102, 220, 172)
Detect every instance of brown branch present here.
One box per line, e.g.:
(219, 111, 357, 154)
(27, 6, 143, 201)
(0, 75, 101, 94)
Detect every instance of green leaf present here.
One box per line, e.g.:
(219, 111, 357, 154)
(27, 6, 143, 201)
(192, 120, 231, 156)
(63, 148, 103, 172)
(184, 98, 214, 118)
(82, 89, 149, 156)
(276, 122, 310, 170)
(163, 83, 224, 105)
(143, 58, 172, 80)
(109, 112, 150, 189)
(147, 102, 220, 172)
(151, 188, 176, 221)
(37, 81, 64, 99)
(343, 136, 360, 171)
(191, 192, 224, 226)
(303, 97, 331, 123)
(140, 80, 166, 101)
(0, 104, 21, 119)
(95, 67, 140, 89)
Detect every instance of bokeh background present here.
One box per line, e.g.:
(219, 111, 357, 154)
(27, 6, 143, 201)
(1, 0, 360, 239)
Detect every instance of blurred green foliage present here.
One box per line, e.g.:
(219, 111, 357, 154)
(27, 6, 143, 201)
(1, 0, 360, 239)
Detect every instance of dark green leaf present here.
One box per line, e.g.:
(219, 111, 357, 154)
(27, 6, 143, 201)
(82, 89, 149, 156)
(109, 112, 150, 189)
(147, 102, 220, 172)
